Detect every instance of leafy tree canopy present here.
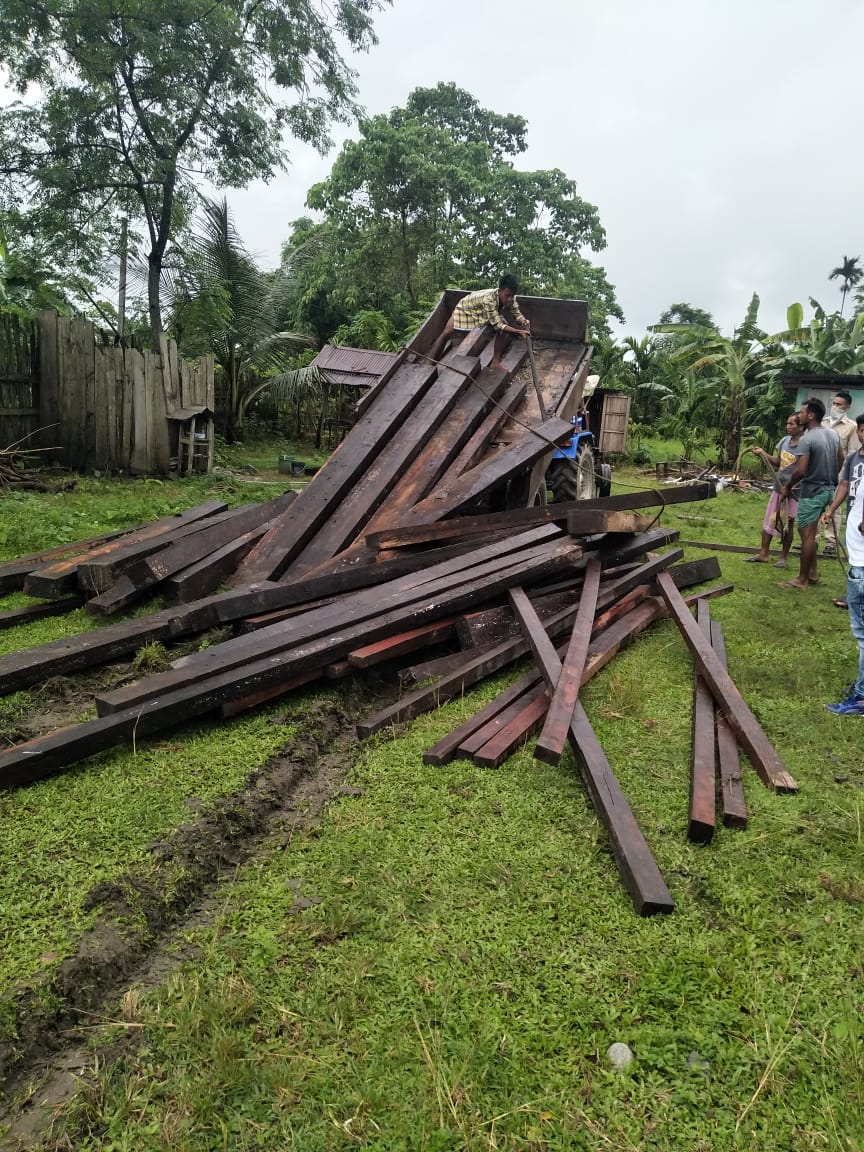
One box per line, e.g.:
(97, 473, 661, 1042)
(299, 83, 622, 336)
(0, 0, 386, 344)
(657, 302, 717, 330)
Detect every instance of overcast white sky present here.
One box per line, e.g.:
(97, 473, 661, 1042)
(229, 0, 864, 339)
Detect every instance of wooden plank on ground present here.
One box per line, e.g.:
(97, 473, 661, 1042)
(163, 526, 272, 602)
(77, 502, 240, 593)
(365, 483, 717, 551)
(419, 584, 734, 764)
(0, 525, 149, 593)
(24, 500, 228, 599)
(655, 570, 797, 793)
(232, 360, 440, 585)
(710, 619, 748, 828)
(508, 586, 674, 916)
(0, 544, 580, 787)
(96, 531, 578, 716)
(86, 494, 297, 614)
(689, 599, 717, 843)
(0, 597, 84, 630)
(472, 691, 550, 769)
(534, 558, 602, 766)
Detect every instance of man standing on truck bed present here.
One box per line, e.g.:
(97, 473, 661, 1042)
(437, 274, 531, 370)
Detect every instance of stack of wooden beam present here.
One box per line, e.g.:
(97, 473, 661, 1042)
(0, 331, 798, 913)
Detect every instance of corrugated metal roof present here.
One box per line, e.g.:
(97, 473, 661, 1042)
(312, 345, 397, 376)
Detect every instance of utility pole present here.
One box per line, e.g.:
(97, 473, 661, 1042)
(117, 215, 128, 342)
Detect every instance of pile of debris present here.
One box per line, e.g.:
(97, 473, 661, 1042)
(0, 332, 797, 913)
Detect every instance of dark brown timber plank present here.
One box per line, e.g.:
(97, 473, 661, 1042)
(0, 543, 579, 787)
(565, 510, 657, 535)
(0, 525, 150, 592)
(24, 500, 228, 599)
(0, 597, 84, 630)
(96, 532, 578, 715)
(710, 619, 748, 828)
(232, 360, 440, 585)
(508, 586, 674, 916)
(393, 416, 574, 526)
(282, 355, 482, 580)
(418, 583, 734, 764)
(359, 550, 686, 741)
(689, 599, 717, 843)
(472, 692, 550, 769)
(447, 375, 526, 479)
(534, 557, 602, 766)
(86, 495, 297, 615)
(656, 570, 797, 793)
(365, 483, 716, 550)
(76, 504, 253, 593)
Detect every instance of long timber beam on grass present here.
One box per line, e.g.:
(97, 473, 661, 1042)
(507, 585, 674, 917)
(655, 570, 798, 794)
(0, 541, 580, 789)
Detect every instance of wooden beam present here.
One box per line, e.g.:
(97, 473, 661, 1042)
(347, 619, 455, 669)
(0, 542, 579, 787)
(99, 526, 572, 710)
(565, 510, 656, 535)
(689, 599, 717, 843)
(0, 597, 84, 631)
(23, 500, 228, 599)
(232, 359, 440, 585)
(472, 692, 550, 769)
(507, 586, 674, 916)
(655, 571, 797, 793)
(709, 619, 748, 829)
(364, 483, 716, 551)
(534, 558, 602, 766)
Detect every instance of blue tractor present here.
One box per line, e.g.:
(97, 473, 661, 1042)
(544, 376, 613, 503)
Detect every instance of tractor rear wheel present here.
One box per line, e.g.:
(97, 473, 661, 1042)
(546, 443, 598, 503)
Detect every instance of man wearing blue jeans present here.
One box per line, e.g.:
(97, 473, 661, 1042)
(822, 414, 864, 715)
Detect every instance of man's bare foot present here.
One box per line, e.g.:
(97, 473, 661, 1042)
(780, 579, 808, 589)
(490, 358, 505, 371)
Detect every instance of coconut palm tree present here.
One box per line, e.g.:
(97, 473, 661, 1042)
(828, 255, 863, 316)
(166, 198, 317, 441)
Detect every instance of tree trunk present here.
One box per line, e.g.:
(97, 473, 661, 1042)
(147, 254, 164, 349)
(723, 396, 742, 468)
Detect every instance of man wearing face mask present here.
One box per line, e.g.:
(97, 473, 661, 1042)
(821, 390, 858, 556)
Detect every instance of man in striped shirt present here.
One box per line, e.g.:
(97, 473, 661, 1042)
(439, 274, 531, 369)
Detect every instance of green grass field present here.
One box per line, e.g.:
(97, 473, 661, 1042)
(0, 445, 862, 1151)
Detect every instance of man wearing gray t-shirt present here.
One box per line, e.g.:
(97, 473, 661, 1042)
(780, 397, 841, 589)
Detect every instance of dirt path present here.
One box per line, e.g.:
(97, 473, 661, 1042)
(0, 674, 398, 1150)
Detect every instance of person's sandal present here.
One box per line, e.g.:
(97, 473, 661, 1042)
(832, 598, 848, 609)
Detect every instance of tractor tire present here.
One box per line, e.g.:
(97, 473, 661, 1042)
(546, 443, 598, 503)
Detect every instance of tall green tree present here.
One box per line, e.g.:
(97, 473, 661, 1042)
(828, 255, 863, 316)
(301, 83, 621, 335)
(0, 0, 385, 346)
